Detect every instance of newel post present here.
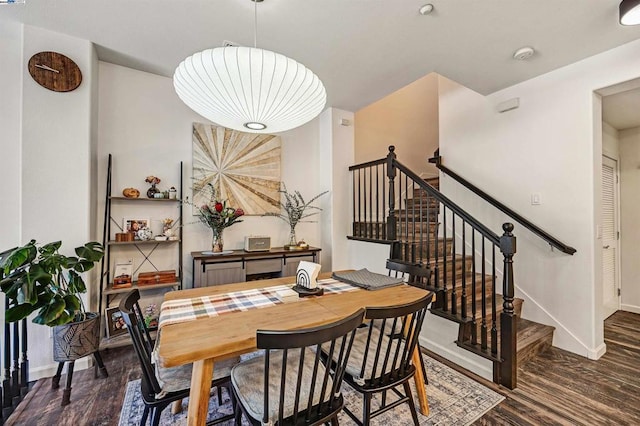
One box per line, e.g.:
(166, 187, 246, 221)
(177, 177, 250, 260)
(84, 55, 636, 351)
(499, 222, 517, 389)
(386, 146, 399, 257)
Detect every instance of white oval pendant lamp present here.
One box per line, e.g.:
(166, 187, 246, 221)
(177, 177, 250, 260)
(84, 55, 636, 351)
(620, 0, 640, 25)
(174, 47, 326, 133)
(173, 0, 326, 133)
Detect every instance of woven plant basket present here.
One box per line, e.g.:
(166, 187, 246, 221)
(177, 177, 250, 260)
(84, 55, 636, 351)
(52, 313, 101, 362)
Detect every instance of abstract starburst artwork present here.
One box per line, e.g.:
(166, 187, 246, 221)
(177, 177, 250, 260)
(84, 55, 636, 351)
(192, 123, 282, 215)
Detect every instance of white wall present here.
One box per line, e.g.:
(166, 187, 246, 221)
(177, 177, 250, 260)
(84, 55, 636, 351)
(438, 37, 640, 360)
(0, 22, 23, 252)
(619, 126, 640, 313)
(97, 62, 333, 295)
(19, 25, 97, 378)
(319, 108, 355, 271)
(355, 73, 439, 177)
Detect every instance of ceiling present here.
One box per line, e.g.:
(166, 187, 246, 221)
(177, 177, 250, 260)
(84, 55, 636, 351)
(2, 0, 640, 112)
(603, 87, 640, 130)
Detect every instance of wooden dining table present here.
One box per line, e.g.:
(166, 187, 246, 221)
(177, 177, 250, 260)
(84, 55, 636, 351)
(156, 271, 432, 426)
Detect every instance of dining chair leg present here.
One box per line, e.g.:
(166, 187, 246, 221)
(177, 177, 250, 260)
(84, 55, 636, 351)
(403, 381, 420, 426)
(330, 415, 339, 426)
(363, 393, 372, 426)
(140, 406, 149, 426)
(150, 406, 162, 426)
(217, 385, 223, 406)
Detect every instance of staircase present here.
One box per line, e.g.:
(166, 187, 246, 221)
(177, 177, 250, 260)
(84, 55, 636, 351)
(348, 147, 556, 389)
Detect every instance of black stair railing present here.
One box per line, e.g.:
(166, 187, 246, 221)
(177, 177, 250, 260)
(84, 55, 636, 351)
(429, 149, 576, 255)
(348, 146, 518, 389)
(1, 248, 30, 425)
(1, 313, 30, 423)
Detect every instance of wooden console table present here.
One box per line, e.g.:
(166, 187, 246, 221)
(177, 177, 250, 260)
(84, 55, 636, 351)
(191, 247, 321, 287)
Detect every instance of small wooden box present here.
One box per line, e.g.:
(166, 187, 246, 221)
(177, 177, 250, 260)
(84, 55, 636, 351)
(115, 232, 134, 242)
(137, 270, 177, 286)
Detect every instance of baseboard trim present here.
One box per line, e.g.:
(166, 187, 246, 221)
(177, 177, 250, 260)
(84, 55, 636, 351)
(29, 357, 92, 381)
(419, 335, 493, 381)
(621, 304, 640, 315)
(588, 342, 607, 360)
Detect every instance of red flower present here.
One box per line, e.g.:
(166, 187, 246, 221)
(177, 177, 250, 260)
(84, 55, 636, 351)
(215, 202, 223, 212)
(235, 208, 244, 217)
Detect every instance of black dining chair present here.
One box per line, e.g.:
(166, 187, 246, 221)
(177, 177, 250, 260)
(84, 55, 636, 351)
(386, 259, 432, 290)
(386, 259, 432, 385)
(327, 294, 433, 426)
(118, 289, 236, 426)
(230, 309, 366, 426)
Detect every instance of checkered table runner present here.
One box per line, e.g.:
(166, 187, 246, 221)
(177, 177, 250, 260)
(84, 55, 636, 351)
(158, 278, 358, 329)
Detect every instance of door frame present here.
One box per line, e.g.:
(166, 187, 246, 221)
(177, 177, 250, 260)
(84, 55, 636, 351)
(602, 154, 621, 318)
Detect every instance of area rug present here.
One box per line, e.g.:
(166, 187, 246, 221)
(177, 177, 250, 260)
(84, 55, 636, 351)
(118, 354, 503, 426)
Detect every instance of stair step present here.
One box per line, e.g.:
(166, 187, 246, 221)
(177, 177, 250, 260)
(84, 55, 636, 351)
(516, 317, 555, 366)
(393, 207, 440, 218)
(423, 177, 440, 189)
(397, 238, 453, 260)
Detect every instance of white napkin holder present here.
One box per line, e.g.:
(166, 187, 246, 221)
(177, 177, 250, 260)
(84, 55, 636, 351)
(296, 261, 321, 289)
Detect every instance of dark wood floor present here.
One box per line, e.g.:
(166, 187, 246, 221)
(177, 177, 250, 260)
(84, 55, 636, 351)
(7, 311, 640, 426)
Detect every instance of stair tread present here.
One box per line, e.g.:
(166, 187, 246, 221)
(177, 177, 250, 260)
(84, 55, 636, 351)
(517, 317, 555, 348)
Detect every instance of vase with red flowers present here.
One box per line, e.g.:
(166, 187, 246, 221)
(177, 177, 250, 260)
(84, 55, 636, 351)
(193, 183, 245, 252)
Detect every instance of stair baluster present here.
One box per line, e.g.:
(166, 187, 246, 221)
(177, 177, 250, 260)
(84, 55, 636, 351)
(499, 223, 517, 389)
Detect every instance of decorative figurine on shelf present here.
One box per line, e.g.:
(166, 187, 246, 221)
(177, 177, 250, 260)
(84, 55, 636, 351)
(122, 187, 140, 198)
(162, 218, 175, 237)
(168, 186, 177, 199)
(137, 226, 153, 241)
(263, 183, 328, 250)
(145, 175, 161, 198)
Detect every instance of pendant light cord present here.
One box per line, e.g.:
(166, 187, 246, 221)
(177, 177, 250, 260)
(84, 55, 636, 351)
(254, 0, 258, 48)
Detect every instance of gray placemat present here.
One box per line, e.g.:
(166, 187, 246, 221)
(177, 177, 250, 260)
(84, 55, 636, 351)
(332, 269, 404, 291)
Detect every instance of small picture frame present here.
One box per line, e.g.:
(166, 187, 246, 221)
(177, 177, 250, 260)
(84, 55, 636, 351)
(105, 307, 128, 339)
(113, 259, 133, 289)
(122, 217, 150, 237)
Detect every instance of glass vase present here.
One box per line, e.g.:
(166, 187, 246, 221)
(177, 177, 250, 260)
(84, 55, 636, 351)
(212, 229, 224, 253)
(286, 227, 297, 249)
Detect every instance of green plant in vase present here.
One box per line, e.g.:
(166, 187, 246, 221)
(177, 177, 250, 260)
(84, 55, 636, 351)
(265, 183, 328, 250)
(189, 183, 245, 252)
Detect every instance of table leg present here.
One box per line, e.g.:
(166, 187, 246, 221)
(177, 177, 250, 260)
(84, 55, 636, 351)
(187, 358, 214, 426)
(412, 347, 429, 416)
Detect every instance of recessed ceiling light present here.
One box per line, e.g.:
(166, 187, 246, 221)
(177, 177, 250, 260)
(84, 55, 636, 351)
(513, 46, 535, 61)
(419, 4, 434, 15)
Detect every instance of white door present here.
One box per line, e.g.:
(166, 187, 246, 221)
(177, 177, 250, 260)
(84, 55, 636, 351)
(602, 156, 620, 319)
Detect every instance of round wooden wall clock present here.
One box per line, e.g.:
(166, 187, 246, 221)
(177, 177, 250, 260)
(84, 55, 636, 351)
(27, 51, 82, 92)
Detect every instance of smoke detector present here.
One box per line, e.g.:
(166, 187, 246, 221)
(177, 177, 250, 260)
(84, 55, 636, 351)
(513, 46, 535, 61)
(419, 4, 434, 15)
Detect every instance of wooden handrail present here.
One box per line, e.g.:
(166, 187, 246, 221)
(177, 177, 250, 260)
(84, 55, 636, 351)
(429, 151, 576, 255)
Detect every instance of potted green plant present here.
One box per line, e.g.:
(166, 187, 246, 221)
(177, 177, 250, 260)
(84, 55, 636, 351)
(0, 240, 105, 362)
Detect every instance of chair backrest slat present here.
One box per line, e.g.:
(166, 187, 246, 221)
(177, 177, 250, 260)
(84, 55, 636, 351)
(357, 294, 432, 387)
(256, 309, 365, 425)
